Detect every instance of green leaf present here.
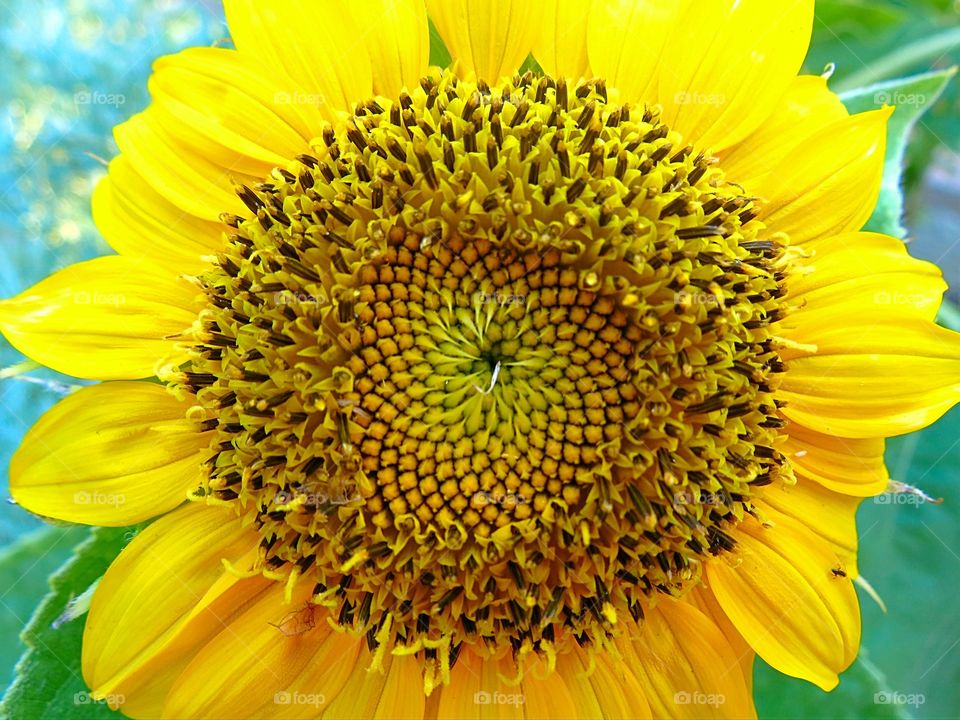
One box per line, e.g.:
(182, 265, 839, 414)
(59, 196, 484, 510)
(839, 68, 955, 238)
(936, 299, 960, 332)
(836, 28, 960, 95)
(807, 0, 960, 173)
(428, 18, 451, 69)
(756, 403, 960, 719)
(518, 54, 543, 76)
(1, 526, 138, 719)
(0, 526, 88, 689)
(756, 654, 911, 720)
(854, 408, 960, 719)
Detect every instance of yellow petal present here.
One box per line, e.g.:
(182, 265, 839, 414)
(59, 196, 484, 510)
(153, 46, 329, 143)
(685, 586, 755, 694)
(778, 321, 960, 438)
(532, 0, 593, 79)
(706, 515, 861, 690)
(366, 655, 429, 720)
(783, 423, 888, 497)
(590, 0, 814, 152)
(761, 109, 891, 244)
(587, 0, 681, 102)
(436, 650, 594, 720)
(425, 0, 539, 82)
(149, 47, 324, 174)
(310, 648, 423, 720)
(349, 0, 430, 97)
(659, 0, 814, 151)
(785, 232, 945, 325)
(616, 601, 755, 719)
(223, 0, 373, 112)
(163, 583, 365, 720)
(11, 382, 205, 525)
(435, 650, 531, 720)
(720, 75, 848, 192)
(103, 46, 321, 271)
(93, 156, 224, 274)
(114, 109, 256, 220)
(557, 648, 654, 720)
(0, 256, 200, 380)
(84, 504, 270, 718)
(759, 477, 862, 576)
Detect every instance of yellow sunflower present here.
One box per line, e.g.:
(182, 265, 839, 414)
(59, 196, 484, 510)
(2, 0, 958, 718)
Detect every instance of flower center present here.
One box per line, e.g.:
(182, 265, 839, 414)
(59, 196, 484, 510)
(183, 71, 789, 687)
(347, 237, 643, 539)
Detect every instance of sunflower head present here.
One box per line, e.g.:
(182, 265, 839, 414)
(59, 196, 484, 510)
(2, 1, 957, 718)
(181, 69, 793, 685)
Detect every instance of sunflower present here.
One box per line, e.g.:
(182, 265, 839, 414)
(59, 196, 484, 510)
(2, 0, 958, 718)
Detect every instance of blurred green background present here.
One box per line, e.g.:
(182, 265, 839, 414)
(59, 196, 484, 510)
(0, 1, 958, 718)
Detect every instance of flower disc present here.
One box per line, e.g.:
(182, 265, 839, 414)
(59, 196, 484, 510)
(184, 72, 790, 684)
